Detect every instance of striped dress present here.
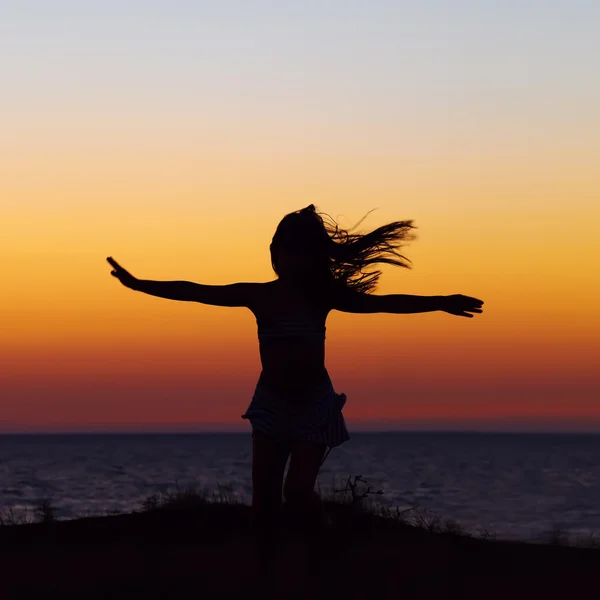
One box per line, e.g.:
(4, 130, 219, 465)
(241, 316, 350, 448)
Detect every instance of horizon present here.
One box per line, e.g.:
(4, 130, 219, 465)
(3, 420, 600, 436)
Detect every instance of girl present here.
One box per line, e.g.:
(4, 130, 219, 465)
(107, 204, 483, 583)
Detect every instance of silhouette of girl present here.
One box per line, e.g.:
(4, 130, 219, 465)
(107, 204, 483, 586)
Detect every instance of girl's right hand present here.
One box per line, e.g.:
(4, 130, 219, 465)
(441, 294, 484, 318)
(107, 257, 139, 290)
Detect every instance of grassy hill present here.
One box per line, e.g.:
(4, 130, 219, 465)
(1, 481, 598, 599)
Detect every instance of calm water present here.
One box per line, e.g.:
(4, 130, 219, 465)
(1, 432, 599, 542)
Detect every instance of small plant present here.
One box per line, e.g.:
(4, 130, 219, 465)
(412, 510, 442, 533)
(35, 498, 56, 523)
(476, 528, 496, 541)
(140, 480, 243, 512)
(378, 503, 419, 523)
(160, 484, 209, 509)
(323, 475, 472, 537)
(211, 483, 240, 504)
(442, 518, 465, 535)
(543, 524, 569, 546)
(141, 495, 160, 512)
(0, 507, 32, 526)
(331, 475, 384, 507)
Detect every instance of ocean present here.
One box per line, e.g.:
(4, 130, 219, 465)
(1, 432, 599, 542)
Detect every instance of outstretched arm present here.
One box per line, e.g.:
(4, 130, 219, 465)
(107, 257, 258, 307)
(332, 288, 484, 318)
(132, 280, 258, 307)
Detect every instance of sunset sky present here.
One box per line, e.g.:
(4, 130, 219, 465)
(2, 1, 599, 432)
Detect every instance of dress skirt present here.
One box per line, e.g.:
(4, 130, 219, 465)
(241, 375, 350, 448)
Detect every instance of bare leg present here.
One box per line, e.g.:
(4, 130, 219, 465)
(251, 431, 290, 596)
(283, 440, 328, 587)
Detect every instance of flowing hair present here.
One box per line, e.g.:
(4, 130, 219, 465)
(270, 204, 417, 295)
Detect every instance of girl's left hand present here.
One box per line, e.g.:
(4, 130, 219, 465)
(441, 294, 484, 318)
(107, 256, 139, 289)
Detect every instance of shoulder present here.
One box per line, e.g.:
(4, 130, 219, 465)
(245, 280, 277, 313)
